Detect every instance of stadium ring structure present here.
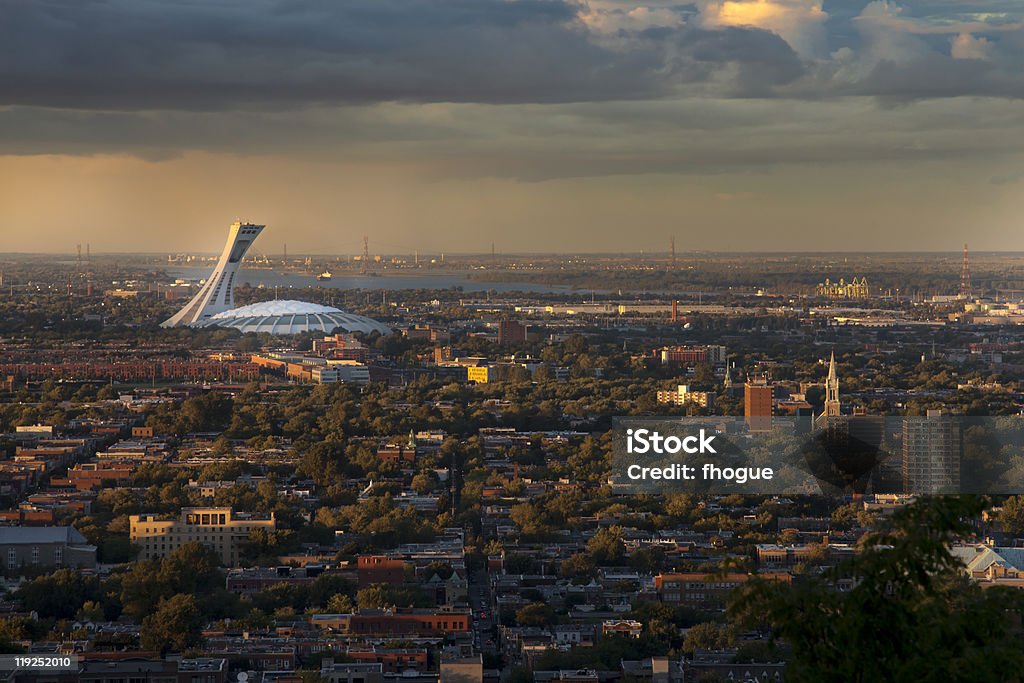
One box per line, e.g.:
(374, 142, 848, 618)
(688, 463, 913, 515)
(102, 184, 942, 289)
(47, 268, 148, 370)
(189, 300, 391, 336)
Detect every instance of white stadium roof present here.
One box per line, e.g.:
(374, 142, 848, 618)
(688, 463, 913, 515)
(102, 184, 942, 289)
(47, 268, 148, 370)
(190, 299, 391, 336)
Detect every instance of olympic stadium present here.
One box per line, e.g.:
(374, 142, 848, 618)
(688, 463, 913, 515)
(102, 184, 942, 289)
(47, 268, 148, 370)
(189, 300, 391, 335)
(163, 221, 391, 336)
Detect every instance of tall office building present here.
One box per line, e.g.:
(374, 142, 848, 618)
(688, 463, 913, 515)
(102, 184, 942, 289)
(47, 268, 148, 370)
(497, 320, 527, 345)
(902, 410, 961, 494)
(162, 221, 265, 327)
(744, 378, 773, 433)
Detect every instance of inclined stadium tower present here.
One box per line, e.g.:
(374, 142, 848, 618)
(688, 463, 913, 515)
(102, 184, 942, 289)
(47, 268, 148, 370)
(162, 221, 265, 327)
(162, 221, 390, 336)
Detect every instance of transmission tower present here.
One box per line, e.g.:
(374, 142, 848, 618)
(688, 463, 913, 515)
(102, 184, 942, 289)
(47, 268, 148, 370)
(959, 243, 972, 299)
(670, 235, 676, 269)
(361, 235, 369, 274)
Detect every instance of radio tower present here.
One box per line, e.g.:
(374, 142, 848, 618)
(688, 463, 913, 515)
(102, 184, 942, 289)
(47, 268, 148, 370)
(670, 235, 676, 269)
(361, 235, 369, 274)
(86, 243, 92, 297)
(959, 243, 972, 299)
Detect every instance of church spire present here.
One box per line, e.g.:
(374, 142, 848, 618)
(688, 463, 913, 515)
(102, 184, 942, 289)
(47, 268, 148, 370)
(823, 351, 840, 418)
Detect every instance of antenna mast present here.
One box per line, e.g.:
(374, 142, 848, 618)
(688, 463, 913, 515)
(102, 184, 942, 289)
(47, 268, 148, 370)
(959, 243, 972, 299)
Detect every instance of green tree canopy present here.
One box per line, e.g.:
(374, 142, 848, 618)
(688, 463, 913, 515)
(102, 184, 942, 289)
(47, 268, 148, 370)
(731, 496, 1024, 683)
(140, 593, 204, 654)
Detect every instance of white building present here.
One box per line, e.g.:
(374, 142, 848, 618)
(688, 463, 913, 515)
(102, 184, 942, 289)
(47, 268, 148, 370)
(656, 385, 714, 408)
(163, 221, 265, 327)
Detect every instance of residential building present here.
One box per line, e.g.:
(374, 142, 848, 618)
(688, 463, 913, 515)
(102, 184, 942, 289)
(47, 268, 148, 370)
(440, 655, 484, 683)
(744, 379, 774, 433)
(655, 385, 714, 409)
(357, 555, 408, 587)
(602, 620, 643, 639)
(498, 320, 527, 345)
(0, 526, 96, 571)
(654, 572, 791, 611)
(129, 507, 276, 566)
(310, 608, 471, 636)
(7, 657, 227, 683)
(320, 661, 384, 683)
(902, 410, 961, 494)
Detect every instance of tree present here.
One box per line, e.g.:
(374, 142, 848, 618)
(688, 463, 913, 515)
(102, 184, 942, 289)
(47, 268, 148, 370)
(326, 593, 355, 613)
(998, 495, 1024, 537)
(830, 502, 860, 530)
(533, 364, 553, 383)
(299, 441, 346, 487)
(692, 362, 716, 389)
(629, 546, 666, 573)
(411, 472, 436, 495)
(120, 543, 223, 619)
(560, 553, 597, 582)
(15, 569, 101, 620)
(140, 594, 204, 654)
(356, 585, 431, 609)
(586, 526, 625, 565)
(515, 602, 556, 627)
(510, 503, 552, 539)
(731, 496, 1024, 683)
(564, 334, 588, 355)
(683, 622, 736, 654)
(75, 601, 105, 623)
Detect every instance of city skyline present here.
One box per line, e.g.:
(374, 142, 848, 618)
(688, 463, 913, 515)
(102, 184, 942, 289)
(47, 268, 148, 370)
(2, 0, 1024, 252)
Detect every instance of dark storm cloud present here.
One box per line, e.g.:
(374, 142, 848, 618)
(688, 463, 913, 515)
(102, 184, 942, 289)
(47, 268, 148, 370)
(847, 56, 1016, 101)
(5, 94, 1021, 181)
(0, 0, 806, 110)
(4, 0, 1023, 112)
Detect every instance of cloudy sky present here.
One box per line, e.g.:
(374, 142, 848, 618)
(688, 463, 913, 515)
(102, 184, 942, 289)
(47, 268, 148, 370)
(1, 0, 1023, 254)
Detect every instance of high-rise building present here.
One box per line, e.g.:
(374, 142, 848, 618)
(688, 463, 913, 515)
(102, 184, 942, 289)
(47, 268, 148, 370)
(162, 221, 265, 327)
(498, 320, 527, 345)
(902, 410, 961, 494)
(744, 378, 773, 432)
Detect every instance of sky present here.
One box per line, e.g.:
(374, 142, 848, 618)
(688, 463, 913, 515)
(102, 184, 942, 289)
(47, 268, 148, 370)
(1, 0, 1023, 254)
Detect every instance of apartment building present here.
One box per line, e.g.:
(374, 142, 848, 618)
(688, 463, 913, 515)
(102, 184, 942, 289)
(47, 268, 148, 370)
(129, 507, 275, 566)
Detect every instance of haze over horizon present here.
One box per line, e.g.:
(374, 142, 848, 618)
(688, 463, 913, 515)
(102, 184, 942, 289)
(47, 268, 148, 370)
(2, 246, 1023, 258)
(2, 0, 1023, 253)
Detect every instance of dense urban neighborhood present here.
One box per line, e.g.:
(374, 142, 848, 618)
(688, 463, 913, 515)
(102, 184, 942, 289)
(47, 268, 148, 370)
(2, 249, 1024, 682)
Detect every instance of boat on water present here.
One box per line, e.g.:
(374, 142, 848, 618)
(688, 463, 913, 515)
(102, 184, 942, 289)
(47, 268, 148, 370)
(316, 270, 333, 281)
